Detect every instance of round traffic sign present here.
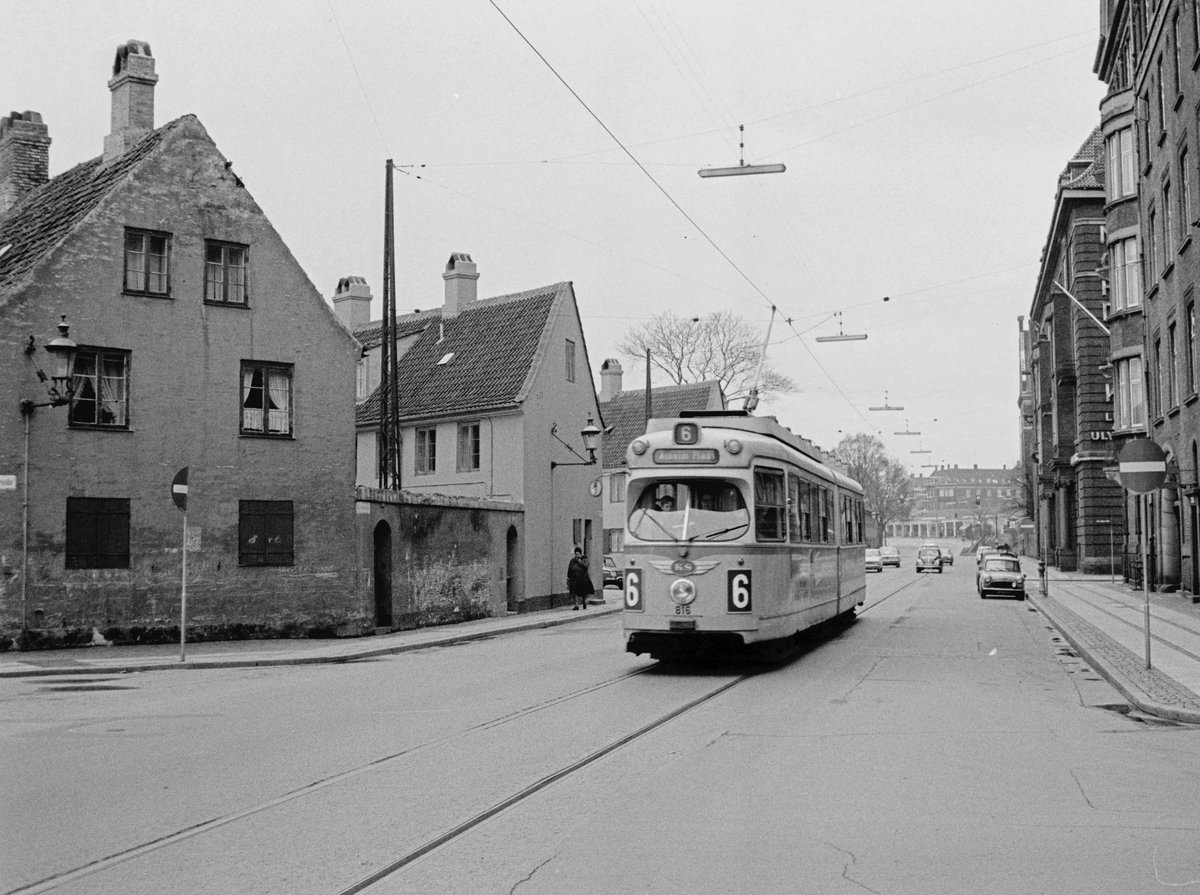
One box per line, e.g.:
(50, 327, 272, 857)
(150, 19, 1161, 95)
(1117, 438, 1167, 493)
(172, 467, 189, 511)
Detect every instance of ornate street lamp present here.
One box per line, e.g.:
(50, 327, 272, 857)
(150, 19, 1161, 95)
(19, 315, 79, 649)
(551, 414, 602, 468)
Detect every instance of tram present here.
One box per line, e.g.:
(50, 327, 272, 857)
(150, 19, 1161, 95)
(621, 410, 866, 661)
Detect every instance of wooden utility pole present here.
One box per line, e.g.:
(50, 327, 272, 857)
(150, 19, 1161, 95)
(378, 160, 401, 489)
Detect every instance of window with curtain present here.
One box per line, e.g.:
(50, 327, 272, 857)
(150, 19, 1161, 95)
(457, 422, 480, 472)
(1111, 237, 1141, 310)
(70, 348, 130, 428)
(241, 362, 293, 436)
(124, 228, 170, 295)
(204, 241, 248, 304)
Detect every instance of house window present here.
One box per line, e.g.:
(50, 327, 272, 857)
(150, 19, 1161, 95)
(1148, 207, 1159, 281)
(1116, 356, 1146, 429)
(1172, 15, 1182, 96)
(565, 339, 576, 382)
(610, 471, 627, 502)
(69, 348, 129, 428)
(65, 497, 130, 569)
(1181, 147, 1193, 237)
(415, 427, 437, 474)
(1107, 127, 1136, 200)
(204, 241, 248, 305)
(355, 359, 369, 402)
(1188, 301, 1197, 396)
(1164, 180, 1175, 256)
(238, 500, 294, 566)
(1157, 59, 1166, 134)
(241, 362, 293, 436)
(1112, 237, 1141, 310)
(123, 228, 170, 295)
(457, 422, 480, 472)
(1169, 322, 1179, 407)
(1154, 337, 1164, 418)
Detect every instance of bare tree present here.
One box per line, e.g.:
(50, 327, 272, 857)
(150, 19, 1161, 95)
(833, 433, 913, 538)
(617, 310, 797, 402)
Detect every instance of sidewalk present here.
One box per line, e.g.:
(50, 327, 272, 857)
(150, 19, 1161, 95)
(0, 597, 622, 679)
(1026, 560, 1200, 724)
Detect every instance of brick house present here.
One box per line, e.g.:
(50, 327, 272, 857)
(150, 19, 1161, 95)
(595, 358, 724, 558)
(0, 42, 364, 648)
(344, 254, 603, 613)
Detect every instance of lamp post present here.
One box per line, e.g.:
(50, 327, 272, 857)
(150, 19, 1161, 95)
(19, 316, 79, 649)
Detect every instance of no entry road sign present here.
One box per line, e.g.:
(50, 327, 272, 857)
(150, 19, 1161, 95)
(1118, 438, 1167, 493)
(172, 467, 189, 511)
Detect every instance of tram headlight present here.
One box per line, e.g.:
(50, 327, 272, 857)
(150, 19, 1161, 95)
(631, 439, 648, 455)
(669, 578, 697, 605)
(726, 438, 743, 455)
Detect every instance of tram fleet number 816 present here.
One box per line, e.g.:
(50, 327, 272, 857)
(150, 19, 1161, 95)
(620, 410, 866, 662)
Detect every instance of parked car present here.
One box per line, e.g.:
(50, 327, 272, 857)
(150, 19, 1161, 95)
(865, 548, 883, 572)
(941, 547, 954, 565)
(602, 555, 623, 588)
(879, 545, 901, 567)
(916, 545, 943, 573)
(977, 555, 1026, 599)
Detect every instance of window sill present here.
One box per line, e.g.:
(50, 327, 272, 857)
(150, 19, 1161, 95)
(1153, 415, 1167, 428)
(67, 424, 133, 432)
(1186, 392, 1200, 406)
(123, 290, 172, 300)
(1169, 406, 1183, 419)
(204, 300, 251, 309)
(1181, 235, 1194, 256)
(1149, 283, 1161, 301)
(1174, 92, 1185, 112)
(239, 432, 295, 440)
(1158, 130, 1168, 147)
(1164, 260, 1176, 279)
(1193, 51, 1200, 72)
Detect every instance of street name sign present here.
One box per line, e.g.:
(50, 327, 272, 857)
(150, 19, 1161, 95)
(1117, 439, 1167, 493)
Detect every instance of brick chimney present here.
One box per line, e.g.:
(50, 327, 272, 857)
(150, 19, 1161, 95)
(332, 276, 373, 329)
(442, 253, 478, 318)
(600, 358, 624, 401)
(104, 40, 158, 163)
(0, 111, 51, 215)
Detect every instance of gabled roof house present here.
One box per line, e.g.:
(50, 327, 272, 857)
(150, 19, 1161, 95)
(343, 254, 603, 611)
(0, 42, 363, 647)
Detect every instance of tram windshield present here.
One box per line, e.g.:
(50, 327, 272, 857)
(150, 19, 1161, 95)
(628, 479, 749, 542)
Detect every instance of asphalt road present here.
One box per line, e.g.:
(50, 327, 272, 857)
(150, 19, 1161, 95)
(3, 556, 1198, 894)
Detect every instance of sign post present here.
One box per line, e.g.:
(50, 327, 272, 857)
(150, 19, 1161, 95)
(1117, 439, 1167, 669)
(172, 467, 189, 662)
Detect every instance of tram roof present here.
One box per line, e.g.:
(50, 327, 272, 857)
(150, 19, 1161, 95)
(645, 410, 862, 494)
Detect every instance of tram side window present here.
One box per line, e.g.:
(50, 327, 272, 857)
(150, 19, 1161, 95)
(818, 486, 832, 543)
(754, 469, 786, 542)
(843, 495, 853, 543)
(787, 474, 802, 543)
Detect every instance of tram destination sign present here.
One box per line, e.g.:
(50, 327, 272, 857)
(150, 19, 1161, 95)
(1117, 438, 1167, 493)
(653, 448, 719, 465)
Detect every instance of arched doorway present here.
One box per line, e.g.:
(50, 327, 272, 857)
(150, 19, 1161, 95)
(506, 525, 521, 612)
(374, 520, 393, 629)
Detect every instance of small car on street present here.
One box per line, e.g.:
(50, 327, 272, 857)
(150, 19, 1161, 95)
(916, 545, 943, 573)
(940, 546, 954, 566)
(977, 555, 1026, 599)
(865, 548, 883, 572)
(879, 545, 901, 568)
(602, 554, 623, 589)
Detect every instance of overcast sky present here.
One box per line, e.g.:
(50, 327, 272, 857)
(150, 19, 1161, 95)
(5, 1, 1105, 471)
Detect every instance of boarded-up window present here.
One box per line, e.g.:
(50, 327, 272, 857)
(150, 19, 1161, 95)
(65, 497, 130, 568)
(239, 500, 294, 566)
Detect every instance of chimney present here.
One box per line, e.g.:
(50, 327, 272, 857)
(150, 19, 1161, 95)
(332, 276, 373, 329)
(442, 252, 478, 318)
(0, 111, 51, 215)
(104, 40, 157, 163)
(599, 358, 624, 402)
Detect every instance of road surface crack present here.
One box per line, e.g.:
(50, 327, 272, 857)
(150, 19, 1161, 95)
(509, 852, 558, 894)
(820, 840, 879, 893)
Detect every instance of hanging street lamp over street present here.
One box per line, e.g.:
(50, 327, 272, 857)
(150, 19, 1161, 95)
(894, 419, 920, 435)
(815, 310, 867, 342)
(698, 125, 786, 178)
(868, 390, 903, 411)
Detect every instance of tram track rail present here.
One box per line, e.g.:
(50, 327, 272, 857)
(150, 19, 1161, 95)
(8, 665, 662, 895)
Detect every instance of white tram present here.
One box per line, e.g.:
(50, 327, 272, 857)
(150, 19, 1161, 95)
(621, 410, 866, 661)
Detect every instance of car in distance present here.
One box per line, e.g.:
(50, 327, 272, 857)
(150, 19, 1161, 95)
(977, 555, 1025, 599)
(879, 545, 901, 568)
(602, 554, 623, 589)
(940, 546, 954, 566)
(865, 548, 883, 572)
(916, 545, 943, 573)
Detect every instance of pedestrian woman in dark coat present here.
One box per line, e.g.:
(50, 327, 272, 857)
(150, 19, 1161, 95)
(568, 546, 594, 610)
